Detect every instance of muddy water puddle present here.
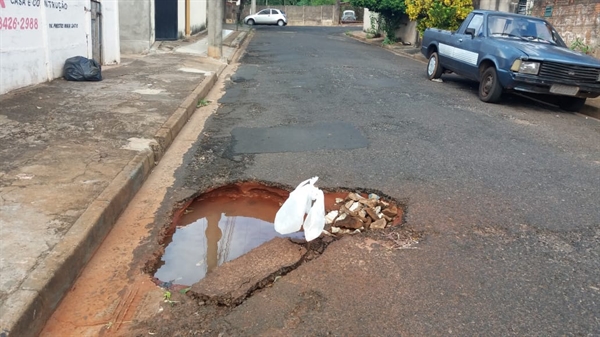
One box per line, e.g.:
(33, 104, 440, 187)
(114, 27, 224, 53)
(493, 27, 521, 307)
(154, 183, 346, 286)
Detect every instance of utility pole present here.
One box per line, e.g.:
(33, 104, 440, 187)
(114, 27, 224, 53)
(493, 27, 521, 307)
(251, 0, 256, 14)
(208, 0, 223, 59)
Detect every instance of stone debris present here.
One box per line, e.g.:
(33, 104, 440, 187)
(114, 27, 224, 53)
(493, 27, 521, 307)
(325, 192, 400, 236)
(324, 210, 339, 225)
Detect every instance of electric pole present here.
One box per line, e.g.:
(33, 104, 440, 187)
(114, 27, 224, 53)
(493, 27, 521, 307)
(251, 0, 256, 14)
(208, 0, 223, 59)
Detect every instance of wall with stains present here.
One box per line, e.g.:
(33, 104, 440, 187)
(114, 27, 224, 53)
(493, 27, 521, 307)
(0, 0, 120, 94)
(478, 0, 512, 12)
(177, 0, 206, 38)
(532, 0, 600, 57)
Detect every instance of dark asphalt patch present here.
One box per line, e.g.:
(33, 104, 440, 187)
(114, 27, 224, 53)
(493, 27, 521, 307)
(230, 122, 368, 154)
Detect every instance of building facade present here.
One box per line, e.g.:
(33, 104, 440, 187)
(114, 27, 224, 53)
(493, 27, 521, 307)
(0, 0, 120, 94)
(119, 0, 207, 54)
(531, 0, 600, 57)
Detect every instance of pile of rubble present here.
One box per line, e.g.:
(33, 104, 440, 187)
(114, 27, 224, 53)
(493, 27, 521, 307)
(324, 192, 400, 236)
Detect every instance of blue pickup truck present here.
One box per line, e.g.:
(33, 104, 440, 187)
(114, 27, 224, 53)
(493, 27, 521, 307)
(421, 10, 600, 112)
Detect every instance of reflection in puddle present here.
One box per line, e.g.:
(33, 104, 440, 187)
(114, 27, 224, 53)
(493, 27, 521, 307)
(154, 190, 303, 286)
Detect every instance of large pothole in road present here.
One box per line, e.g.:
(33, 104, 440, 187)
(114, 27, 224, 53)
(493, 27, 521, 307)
(149, 182, 405, 305)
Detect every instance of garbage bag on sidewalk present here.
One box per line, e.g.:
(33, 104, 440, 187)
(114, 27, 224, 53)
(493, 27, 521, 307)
(274, 177, 325, 242)
(63, 56, 102, 81)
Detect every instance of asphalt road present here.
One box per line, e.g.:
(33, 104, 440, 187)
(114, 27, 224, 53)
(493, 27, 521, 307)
(171, 26, 600, 335)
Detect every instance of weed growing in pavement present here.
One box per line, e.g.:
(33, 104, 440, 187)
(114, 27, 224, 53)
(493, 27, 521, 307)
(163, 290, 179, 307)
(197, 99, 210, 108)
(383, 36, 395, 45)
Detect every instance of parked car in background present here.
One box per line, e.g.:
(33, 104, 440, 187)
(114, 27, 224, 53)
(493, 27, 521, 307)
(421, 10, 600, 112)
(341, 10, 357, 23)
(244, 9, 287, 26)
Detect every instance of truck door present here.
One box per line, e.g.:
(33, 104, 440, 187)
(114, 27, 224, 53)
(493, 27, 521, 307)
(452, 13, 484, 79)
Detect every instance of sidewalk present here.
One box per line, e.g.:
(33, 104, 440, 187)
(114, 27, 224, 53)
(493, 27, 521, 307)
(0, 30, 248, 336)
(346, 30, 600, 119)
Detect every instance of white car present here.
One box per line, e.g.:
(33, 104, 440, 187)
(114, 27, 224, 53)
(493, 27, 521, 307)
(341, 10, 357, 23)
(244, 8, 287, 26)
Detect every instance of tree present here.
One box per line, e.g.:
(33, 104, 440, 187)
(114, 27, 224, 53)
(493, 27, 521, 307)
(406, 0, 472, 34)
(350, 0, 407, 43)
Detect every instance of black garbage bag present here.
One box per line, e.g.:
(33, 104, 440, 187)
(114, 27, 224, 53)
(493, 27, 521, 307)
(63, 56, 102, 81)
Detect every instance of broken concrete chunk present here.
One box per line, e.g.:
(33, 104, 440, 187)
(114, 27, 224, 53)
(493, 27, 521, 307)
(370, 218, 387, 230)
(335, 216, 363, 229)
(335, 213, 348, 222)
(322, 230, 335, 237)
(368, 193, 380, 200)
(335, 198, 344, 204)
(382, 205, 398, 217)
(325, 210, 339, 225)
(349, 202, 361, 212)
(365, 207, 379, 221)
(375, 206, 382, 214)
(331, 227, 341, 234)
(345, 200, 355, 209)
(188, 238, 306, 306)
(358, 209, 367, 218)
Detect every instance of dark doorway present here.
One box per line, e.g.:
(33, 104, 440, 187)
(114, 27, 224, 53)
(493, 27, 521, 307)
(155, 0, 178, 40)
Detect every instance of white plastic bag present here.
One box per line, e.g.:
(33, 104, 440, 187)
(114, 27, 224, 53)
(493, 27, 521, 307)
(274, 177, 325, 242)
(302, 188, 325, 242)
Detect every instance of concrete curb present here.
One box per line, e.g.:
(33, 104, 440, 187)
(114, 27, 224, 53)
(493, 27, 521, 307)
(0, 61, 228, 337)
(579, 103, 600, 120)
(345, 32, 426, 64)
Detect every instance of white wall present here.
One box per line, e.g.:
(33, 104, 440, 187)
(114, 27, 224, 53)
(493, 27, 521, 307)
(363, 8, 377, 32)
(0, 0, 120, 94)
(190, 0, 207, 34)
(479, 0, 511, 12)
(45, 0, 89, 79)
(119, 0, 154, 54)
(0, 0, 48, 94)
(178, 0, 207, 37)
(363, 9, 417, 44)
(101, 0, 120, 64)
(178, 0, 185, 38)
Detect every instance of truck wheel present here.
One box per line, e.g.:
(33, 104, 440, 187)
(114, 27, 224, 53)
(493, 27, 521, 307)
(558, 97, 586, 112)
(427, 52, 444, 80)
(479, 67, 503, 103)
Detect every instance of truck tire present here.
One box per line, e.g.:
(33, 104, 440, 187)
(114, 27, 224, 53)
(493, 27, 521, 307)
(427, 52, 444, 80)
(558, 97, 586, 112)
(479, 67, 503, 103)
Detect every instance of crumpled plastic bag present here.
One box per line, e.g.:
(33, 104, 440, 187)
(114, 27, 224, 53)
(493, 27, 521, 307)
(63, 56, 102, 81)
(274, 177, 325, 242)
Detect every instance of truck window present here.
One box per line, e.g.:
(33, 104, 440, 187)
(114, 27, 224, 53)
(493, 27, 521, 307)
(466, 14, 484, 36)
(457, 13, 473, 33)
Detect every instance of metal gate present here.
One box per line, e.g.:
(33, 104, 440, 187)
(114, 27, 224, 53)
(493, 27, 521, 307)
(91, 0, 102, 63)
(155, 0, 178, 40)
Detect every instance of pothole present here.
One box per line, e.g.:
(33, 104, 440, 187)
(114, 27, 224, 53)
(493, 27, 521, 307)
(149, 182, 405, 302)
